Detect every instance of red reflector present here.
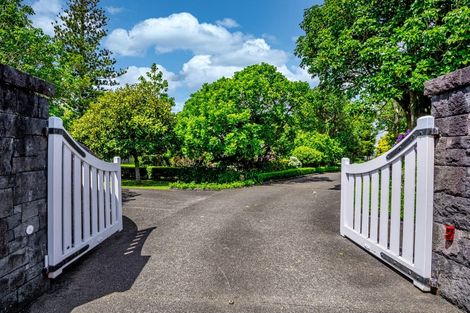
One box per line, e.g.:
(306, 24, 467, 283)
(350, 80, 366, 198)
(445, 225, 455, 242)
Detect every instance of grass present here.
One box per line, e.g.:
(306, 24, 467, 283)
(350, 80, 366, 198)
(121, 179, 171, 190)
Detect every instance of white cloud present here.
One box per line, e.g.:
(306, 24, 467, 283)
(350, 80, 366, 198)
(30, 0, 61, 35)
(105, 12, 245, 56)
(115, 65, 181, 91)
(106, 6, 124, 14)
(181, 55, 242, 88)
(215, 18, 239, 28)
(105, 12, 318, 103)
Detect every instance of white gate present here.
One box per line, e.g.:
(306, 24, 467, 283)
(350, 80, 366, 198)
(46, 117, 122, 278)
(340, 116, 437, 291)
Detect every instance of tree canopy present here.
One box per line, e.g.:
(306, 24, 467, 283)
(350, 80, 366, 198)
(0, 0, 63, 93)
(55, 0, 124, 118)
(71, 64, 174, 180)
(175, 63, 312, 166)
(296, 0, 470, 127)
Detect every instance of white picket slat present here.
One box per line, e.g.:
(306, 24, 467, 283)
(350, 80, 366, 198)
(370, 171, 379, 242)
(402, 148, 416, 262)
(361, 174, 370, 237)
(105, 171, 111, 227)
(73, 156, 82, 247)
(354, 175, 362, 231)
(82, 163, 90, 241)
(90, 167, 98, 236)
(379, 167, 390, 248)
(62, 146, 73, 253)
(390, 159, 402, 255)
(98, 170, 105, 232)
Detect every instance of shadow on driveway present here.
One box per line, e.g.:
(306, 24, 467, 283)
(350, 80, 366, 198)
(27, 217, 155, 313)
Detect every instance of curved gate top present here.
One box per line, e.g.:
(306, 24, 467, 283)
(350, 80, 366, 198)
(340, 116, 437, 291)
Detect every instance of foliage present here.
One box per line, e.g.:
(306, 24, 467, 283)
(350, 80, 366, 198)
(291, 146, 322, 167)
(292, 87, 376, 161)
(0, 0, 69, 106)
(288, 156, 302, 168)
(296, 0, 470, 127)
(375, 133, 395, 156)
(121, 180, 170, 190)
(54, 0, 124, 119)
(294, 131, 343, 165)
(169, 166, 340, 190)
(175, 63, 312, 166)
(71, 64, 174, 180)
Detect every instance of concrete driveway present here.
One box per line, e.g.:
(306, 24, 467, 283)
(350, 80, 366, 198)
(27, 173, 459, 312)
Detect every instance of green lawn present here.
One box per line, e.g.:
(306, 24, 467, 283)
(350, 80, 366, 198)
(121, 179, 171, 190)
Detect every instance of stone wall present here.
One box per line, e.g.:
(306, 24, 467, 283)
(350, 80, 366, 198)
(425, 66, 470, 312)
(0, 65, 54, 312)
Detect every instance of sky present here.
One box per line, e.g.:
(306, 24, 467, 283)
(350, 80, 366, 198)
(28, 0, 322, 111)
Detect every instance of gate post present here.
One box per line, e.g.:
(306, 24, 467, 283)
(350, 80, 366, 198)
(425, 66, 470, 311)
(46, 117, 64, 276)
(414, 116, 435, 290)
(340, 157, 350, 236)
(113, 156, 123, 231)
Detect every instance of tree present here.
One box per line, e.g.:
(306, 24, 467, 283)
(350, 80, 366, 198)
(54, 0, 124, 118)
(70, 64, 174, 181)
(175, 63, 311, 167)
(296, 0, 470, 128)
(292, 86, 376, 161)
(0, 0, 62, 93)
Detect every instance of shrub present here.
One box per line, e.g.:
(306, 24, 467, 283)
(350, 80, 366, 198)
(294, 131, 343, 165)
(291, 146, 323, 167)
(288, 156, 302, 168)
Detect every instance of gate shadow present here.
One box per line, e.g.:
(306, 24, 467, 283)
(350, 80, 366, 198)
(28, 216, 155, 312)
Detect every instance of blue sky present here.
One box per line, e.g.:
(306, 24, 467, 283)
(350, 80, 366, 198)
(29, 0, 322, 110)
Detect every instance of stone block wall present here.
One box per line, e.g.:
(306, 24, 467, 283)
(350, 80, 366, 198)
(425, 66, 470, 312)
(0, 64, 54, 312)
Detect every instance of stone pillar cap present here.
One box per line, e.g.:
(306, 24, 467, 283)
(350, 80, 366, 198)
(424, 66, 470, 97)
(0, 64, 55, 97)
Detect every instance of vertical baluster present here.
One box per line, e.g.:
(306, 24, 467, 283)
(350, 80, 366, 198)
(62, 146, 72, 253)
(362, 174, 370, 237)
(98, 170, 105, 232)
(379, 167, 390, 248)
(390, 159, 402, 255)
(73, 156, 82, 247)
(402, 148, 416, 262)
(354, 175, 362, 232)
(370, 171, 379, 242)
(82, 163, 90, 240)
(105, 171, 111, 228)
(90, 167, 98, 235)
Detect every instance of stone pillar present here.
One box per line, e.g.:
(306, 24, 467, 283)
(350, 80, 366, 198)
(0, 65, 54, 312)
(424, 66, 470, 312)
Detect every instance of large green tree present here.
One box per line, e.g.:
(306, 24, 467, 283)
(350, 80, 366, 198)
(71, 64, 174, 181)
(175, 63, 311, 167)
(55, 0, 123, 118)
(296, 0, 470, 128)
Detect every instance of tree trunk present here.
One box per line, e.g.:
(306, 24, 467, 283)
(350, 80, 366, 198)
(133, 152, 141, 182)
(397, 91, 431, 130)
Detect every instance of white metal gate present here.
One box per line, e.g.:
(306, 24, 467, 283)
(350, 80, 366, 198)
(340, 116, 437, 291)
(46, 117, 122, 278)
